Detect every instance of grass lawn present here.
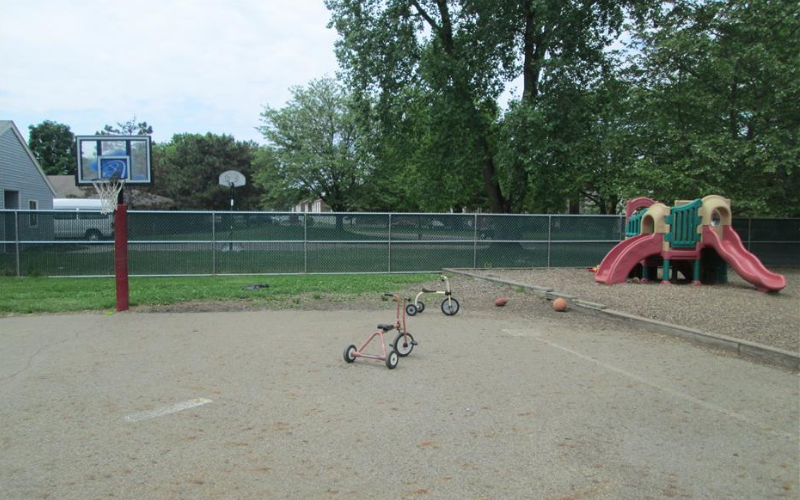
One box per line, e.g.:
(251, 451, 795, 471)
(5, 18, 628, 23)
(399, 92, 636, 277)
(0, 273, 437, 315)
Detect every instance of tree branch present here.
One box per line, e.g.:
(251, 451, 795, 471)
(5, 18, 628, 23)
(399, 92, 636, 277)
(410, 0, 439, 31)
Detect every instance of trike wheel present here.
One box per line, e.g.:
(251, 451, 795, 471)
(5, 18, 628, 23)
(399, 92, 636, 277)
(385, 349, 399, 369)
(393, 332, 415, 357)
(416, 301, 425, 313)
(343, 344, 357, 363)
(405, 304, 417, 316)
(441, 298, 460, 316)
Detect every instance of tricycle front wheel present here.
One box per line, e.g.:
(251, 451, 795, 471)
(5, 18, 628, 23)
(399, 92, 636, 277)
(393, 332, 415, 357)
(441, 298, 460, 316)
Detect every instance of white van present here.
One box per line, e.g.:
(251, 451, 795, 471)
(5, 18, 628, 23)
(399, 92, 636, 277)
(53, 199, 114, 240)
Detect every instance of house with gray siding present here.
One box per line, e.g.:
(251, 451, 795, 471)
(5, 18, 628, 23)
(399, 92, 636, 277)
(1, 120, 56, 210)
(1, 120, 58, 244)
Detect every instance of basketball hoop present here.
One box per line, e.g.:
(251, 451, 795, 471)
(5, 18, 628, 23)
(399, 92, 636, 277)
(92, 178, 126, 214)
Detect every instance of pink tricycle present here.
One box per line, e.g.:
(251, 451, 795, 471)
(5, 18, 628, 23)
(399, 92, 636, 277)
(343, 293, 418, 370)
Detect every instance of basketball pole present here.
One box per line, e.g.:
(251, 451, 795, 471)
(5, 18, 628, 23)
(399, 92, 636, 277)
(115, 189, 129, 311)
(229, 182, 235, 252)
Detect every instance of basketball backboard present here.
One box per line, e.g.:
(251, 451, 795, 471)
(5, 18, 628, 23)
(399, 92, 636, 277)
(219, 170, 246, 187)
(75, 135, 152, 185)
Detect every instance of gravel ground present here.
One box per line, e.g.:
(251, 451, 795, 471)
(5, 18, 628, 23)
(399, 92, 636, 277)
(466, 268, 800, 353)
(2, 307, 798, 499)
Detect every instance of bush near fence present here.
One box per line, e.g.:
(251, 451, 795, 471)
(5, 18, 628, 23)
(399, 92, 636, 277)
(0, 211, 797, 277)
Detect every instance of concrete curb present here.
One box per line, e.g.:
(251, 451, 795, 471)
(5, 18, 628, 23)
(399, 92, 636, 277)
(443, 268, 800, 371)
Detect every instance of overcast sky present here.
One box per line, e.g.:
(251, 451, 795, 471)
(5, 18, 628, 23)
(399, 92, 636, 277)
(0, 0, 341, 144)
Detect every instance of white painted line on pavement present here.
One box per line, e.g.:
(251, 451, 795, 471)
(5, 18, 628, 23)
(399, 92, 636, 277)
(504, 330, 795, 441)
(123, 398, 213, 423)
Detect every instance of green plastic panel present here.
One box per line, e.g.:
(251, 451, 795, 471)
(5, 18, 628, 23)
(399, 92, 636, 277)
(665, 200, 702, 249)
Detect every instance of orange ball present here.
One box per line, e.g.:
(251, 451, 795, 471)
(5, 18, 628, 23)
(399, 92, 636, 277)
(553, 298, 568, 312)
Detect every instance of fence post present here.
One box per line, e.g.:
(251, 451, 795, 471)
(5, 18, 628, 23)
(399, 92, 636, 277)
(388, 213, 392, 273)
(547, 215, 552, 268)
(304, 213, 308, 273)
(473, 213, 478, 268)
(747, 218, 752, 251)
(211, 211, 217, 275)
(15, 211, 20, 277)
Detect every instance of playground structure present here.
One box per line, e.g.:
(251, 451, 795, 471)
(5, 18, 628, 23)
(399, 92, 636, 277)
(596, 195, 786, 293)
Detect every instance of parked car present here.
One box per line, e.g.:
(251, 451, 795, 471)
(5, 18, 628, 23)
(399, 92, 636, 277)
(53, 199, 113, 240)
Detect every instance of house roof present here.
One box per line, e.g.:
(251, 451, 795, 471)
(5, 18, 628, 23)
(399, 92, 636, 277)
(0, 120, 57, 197)
(48, 175, 89, 198)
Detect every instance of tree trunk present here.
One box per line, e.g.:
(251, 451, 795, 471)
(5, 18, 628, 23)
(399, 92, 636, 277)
(477, 135, 508, 213)
(522, 3, 546, 106)
(569, 195, 580, 214)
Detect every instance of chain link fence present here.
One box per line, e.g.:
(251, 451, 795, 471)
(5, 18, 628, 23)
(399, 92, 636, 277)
(1, 210, 797, 277)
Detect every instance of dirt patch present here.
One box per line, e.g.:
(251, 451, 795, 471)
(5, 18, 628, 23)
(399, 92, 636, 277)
(131, 275, 605, 329)
(130, 269, 798, 354)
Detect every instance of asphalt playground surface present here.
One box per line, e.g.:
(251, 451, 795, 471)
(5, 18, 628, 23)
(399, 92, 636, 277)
(0, 307, 797, 499)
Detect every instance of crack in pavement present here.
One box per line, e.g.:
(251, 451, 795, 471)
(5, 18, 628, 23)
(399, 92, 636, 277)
(0, 330, 81, 385)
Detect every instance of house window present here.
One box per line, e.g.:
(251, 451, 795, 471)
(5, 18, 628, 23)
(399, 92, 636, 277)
(28, 200, 38, 228)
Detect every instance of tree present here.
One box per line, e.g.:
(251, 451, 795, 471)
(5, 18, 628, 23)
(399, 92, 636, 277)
(154, 133, 260, 210)
(97, 116, 153, 136)
(625, 0, 799, 216)
(28, 120, 76, 175)
(328, 0, 509, 211)
(327, 0, 650, 213)
(257, 78, 367, 212)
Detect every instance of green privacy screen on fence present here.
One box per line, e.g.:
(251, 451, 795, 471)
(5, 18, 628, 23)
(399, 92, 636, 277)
(0, 211, 797, 277)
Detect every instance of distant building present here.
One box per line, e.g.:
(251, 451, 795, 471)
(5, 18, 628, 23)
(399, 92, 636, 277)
(292, 198, 331, 213)
(48, 174, 177, 210)
(0, 120, 56, 210)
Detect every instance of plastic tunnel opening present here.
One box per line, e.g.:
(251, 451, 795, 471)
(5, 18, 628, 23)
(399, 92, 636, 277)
(641, 214, 656, 234)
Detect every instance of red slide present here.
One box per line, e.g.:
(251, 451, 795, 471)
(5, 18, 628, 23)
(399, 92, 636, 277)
(702, 226, 786, 292)
(596, 233, 664, 285)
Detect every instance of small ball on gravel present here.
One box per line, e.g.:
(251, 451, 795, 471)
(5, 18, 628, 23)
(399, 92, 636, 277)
(553, 298, 568, 312)
(494, 297, 508, 307)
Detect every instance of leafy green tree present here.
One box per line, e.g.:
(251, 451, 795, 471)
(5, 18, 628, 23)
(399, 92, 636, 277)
(257, 78, 367, 212)
(328, 0, 509, 212)
(498, 56, 636, 214)
(327, 0, 649, 213)
(154, 133, 260, 210)
(252, 147, 304, 210)
(625, 0, 799, 216)
(28, 120, 76, 175)
(493, 0, 651, 214)
(97, 116, 153, 136)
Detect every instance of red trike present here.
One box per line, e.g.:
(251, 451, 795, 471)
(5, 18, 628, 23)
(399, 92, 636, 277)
(343, 293, 418, 369)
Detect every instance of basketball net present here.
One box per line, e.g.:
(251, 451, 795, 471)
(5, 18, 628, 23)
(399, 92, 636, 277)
(92, 178, 126, 214)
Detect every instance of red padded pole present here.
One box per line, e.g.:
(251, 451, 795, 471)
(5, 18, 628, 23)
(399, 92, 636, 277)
(114, 204, 129, 311)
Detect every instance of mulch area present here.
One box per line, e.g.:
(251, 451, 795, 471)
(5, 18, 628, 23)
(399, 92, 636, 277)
(466, 268, 800, 353)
